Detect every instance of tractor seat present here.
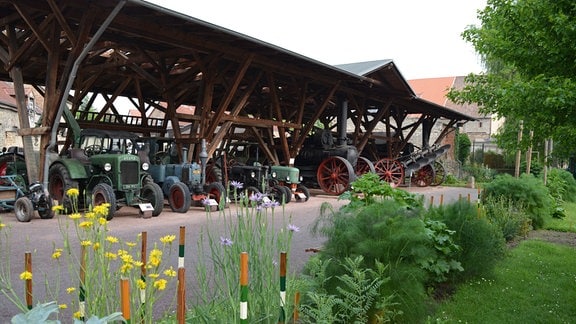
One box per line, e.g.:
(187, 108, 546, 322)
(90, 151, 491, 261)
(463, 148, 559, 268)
(69, 148, 91, 164)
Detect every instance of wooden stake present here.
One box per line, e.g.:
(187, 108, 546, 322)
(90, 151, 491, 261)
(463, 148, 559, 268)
(240, 252, 249, 323)
(293, 291, 301, 323)
(79, 245, 86, 321)
(177, 226, 186, 324)
(140, 231, 147, 323)
(121, 277, 131, 323)
(25, 252, 32, 310)
(278, 252, 287, 324)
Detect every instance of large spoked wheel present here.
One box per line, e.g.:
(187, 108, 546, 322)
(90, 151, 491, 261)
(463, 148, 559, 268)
(411, 164, 435, 187)
(14, 197, 34, 222)
(374, 158, 405, 188)
(48, 163, 78, 212)
(431, 161, 446, 186)
(206, 182, 227, 209)
(141, 182, 164, 217)
(355, 156, 376, 177)
(168, 181, 191, 213)
(316, 156, 355, 195)
(92, 183, 117, 220)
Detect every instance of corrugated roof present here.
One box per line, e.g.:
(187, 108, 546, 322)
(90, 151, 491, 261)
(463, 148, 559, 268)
(335, 60, 393, 76)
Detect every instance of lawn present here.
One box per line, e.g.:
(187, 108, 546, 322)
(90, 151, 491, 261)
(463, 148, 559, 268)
(431, 202, 576, 323)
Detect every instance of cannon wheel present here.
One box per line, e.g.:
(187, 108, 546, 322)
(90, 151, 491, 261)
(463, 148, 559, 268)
(317, 156, 355, 195)
(374, 158, 405, 187)
(355, 156, 376, 177)
(431, 161, 446, 186)
(411, 164, 435, 187)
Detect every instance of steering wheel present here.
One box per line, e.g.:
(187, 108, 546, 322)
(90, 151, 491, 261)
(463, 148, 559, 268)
(84, 144, 102, 157)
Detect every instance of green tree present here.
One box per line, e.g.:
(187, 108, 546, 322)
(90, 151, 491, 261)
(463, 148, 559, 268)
(456, 132, 471, 164)
(448, 0, 576, 159)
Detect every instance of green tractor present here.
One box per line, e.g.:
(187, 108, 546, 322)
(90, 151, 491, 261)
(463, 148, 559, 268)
(47, 109, 164, 220)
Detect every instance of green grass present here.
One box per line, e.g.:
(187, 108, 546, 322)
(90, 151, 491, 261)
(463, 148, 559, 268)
(544, 201, 576, 232)
(432, 240, 576, 323)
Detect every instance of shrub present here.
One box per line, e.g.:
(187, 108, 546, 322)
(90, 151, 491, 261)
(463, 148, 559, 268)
(426, 201, 506, 284)
(481, 173, 552, 229)
(546, 168, 576, 203)
(483, 196, 531, 241)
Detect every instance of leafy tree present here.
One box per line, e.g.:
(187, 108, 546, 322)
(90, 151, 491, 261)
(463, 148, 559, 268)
(455, 132, 471, 164)
(448, 0, 576, 159)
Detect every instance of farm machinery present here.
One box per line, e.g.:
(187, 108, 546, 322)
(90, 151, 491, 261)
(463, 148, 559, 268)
(141, 138, 227, 212)
(47, 107, 165, 220)
(0, 150, 53, 222)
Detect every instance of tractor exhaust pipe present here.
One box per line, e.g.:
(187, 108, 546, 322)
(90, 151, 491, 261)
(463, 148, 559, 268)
(337, 98, 348, 146)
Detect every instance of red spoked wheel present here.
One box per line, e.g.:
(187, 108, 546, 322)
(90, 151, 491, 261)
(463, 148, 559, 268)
(431, 161, 446, 186)
(316, 156, 355, 195)
(374, 158, 405, 187)
(355, 156, 376, 177)
(411, 164, 435, 187)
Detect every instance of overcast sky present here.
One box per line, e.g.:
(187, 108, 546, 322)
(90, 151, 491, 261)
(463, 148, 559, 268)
(144, 0, 487, 80)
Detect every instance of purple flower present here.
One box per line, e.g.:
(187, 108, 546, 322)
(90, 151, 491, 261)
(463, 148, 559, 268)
(271, 201, 280, 208)
(202, 198, 211, 206)
(249, 192, 263, 202)
(220, 236, 233, 246)
(230, 180, 244, 189)
(287, 224, 300, 232)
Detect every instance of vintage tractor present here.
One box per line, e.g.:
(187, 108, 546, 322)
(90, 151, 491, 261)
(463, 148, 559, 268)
(269, 165, 310, 202)
(142, 138, 226, 212)
(227, 162, 291, 204)
(47, 108, 164, 220)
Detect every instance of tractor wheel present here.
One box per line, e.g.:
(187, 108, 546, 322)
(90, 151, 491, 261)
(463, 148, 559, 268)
(316, 156, 356, 195)
(37, 194, 54, 219)
(374, 158, 405, 188)
(48, 163, 78, 212)
(294, 184, 310, 202)
(92, 183, 117, 220)
(411, 164, 435, 187)
(206, 165, 224, 183)
(142, 182, 164, 217)
(206, 182, 226, 208)
(431, 161, 446, 186)
(14, 197, 34, 222)
(168, 181, 191, 213)
(280, 185, 292, 204)
(271, 185, 289, 204)
(355, 156, 376, 177)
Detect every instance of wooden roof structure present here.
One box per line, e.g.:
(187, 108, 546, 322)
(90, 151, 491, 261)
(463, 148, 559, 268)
(0, 0, 474, 182)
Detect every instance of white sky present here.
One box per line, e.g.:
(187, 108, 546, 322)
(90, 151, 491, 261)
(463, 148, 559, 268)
(144, 0, 486, 80)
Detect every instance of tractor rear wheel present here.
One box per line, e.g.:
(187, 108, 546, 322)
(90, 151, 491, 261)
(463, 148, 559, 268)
(48, 163, 78, 212)
(355, 156, 376, 177)
(142, 182, 164, 216)
(14, 197, 34, 222)
(168, 181, 191, 213)
(92, 183, 117, 220)
(271, 185, 289, 204)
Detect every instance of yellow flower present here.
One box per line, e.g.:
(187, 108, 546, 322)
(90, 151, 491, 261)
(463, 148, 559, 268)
(160, 234, 176, 244)
(149, 249, 162, 267)
(66, 287, 76, 294)
(120, 263, 134, 274)
(153, 279, 167, 290)
(117, 249, 128, 256)
(19, 271, 32, 280)
(126, 242, 136, 247)
(0, 223, 5, 229)
(79, 221, 93, 229)
(66, 188, 80, 198)
(98, 217, 107, 225)
(92, 242, 100, 251)
(58, 304, 67, 309)
(73, 311, 82, 319)
(84, 212, 96, 219)
(133, 261, 144, 267)
(69, 213, 82, 220)
(148, 273, 159, 279)
(80, 240, 92, 246)
(105, 252, 117, 260)
(52, 205, 64, 212)
(93, 204, 110, 216)
(163, 267, 177, 277)
(52, 249, 63, 259)
(121, 254, 134, 264)
(136, 279, 146, 289)
(106, 236, 119, 244)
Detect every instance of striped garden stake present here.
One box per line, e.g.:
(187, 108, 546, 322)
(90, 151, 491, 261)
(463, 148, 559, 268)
(121, 277, 131, 323)
(24, 252, 32, 310)
(293, 291, 300, 323)
(440, 194, 444, 206)
(140, 231, 147, 323)
(278, 252, 287, 323)
(79, 245, 86, 321)
(177, 226, 186, 324)
(430, 195, 434, 207)
(240, 252, 249, 323)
